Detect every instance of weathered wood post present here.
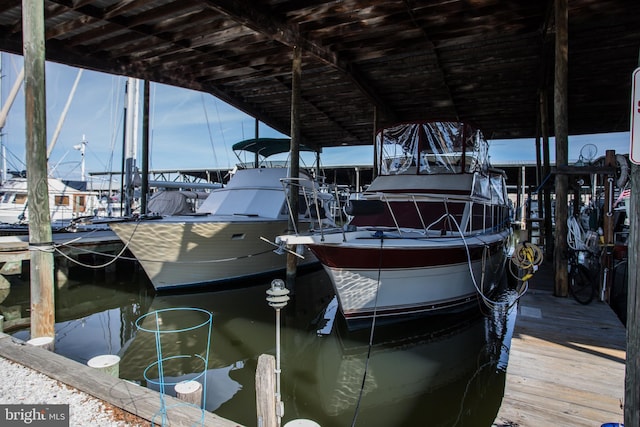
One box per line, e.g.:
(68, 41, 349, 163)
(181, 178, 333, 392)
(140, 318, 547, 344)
(626, 160, 640, 427)
(286, 45, 302, 289)
(256, 353, 277, 427)
(87, 354, 121, 378)
(540, 89, 553, 259)
(624, 55, 640, 427)
(553, 0, 569, 297)
(175, 380, 203, 407)
(23, 0, 56, 339)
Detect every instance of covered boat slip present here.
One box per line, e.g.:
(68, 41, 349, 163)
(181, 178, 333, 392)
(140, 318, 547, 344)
(494, 266, 626, 427)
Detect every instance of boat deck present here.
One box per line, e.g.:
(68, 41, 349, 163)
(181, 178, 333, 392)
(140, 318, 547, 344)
(494, 263, 626, 426)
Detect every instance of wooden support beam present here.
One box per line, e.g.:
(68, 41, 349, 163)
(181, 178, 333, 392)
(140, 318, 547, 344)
(286, 45, 301, 288)
(553, 0, 569, 298)
(540, 89, 553, 259)
(626, 160, 640, 426)
(624, 54, 640, 427)
(23, 0, 55, 338)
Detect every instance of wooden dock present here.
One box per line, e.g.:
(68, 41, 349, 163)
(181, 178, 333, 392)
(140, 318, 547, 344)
(0, 229, 123, 263)
(0, 332, 243, 427)
(494, 271, 626, 426)
(0, 229, 125, 282)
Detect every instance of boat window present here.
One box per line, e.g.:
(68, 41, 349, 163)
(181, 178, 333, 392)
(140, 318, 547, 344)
(490, 175, 506, 205)
(55, 195, 70, 206)
(14, 194, 27, 204)
(471, 174, 491, 200)
(377, 121, 490, 176)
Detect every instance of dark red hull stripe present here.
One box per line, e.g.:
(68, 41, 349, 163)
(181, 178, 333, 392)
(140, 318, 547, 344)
(308, 241, 504, 269)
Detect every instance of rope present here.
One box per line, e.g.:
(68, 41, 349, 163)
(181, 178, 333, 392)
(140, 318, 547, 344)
(567, 215, 588, 251)
(509, 241, 543, 283)
(446, 213, 525, 310)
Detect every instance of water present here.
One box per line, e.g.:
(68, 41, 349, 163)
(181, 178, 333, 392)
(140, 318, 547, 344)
(3, 263, 517, 427)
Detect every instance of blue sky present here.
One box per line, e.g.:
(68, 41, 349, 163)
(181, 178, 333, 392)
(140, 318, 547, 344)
(0, 52, 631, 182)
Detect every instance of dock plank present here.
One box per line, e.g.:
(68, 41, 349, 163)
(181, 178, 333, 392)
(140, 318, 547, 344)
(0, 333, 243, 427)
(494, 289, 626, 426)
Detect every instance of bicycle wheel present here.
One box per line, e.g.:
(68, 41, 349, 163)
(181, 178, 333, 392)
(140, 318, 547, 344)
(569, 264, 596, 305)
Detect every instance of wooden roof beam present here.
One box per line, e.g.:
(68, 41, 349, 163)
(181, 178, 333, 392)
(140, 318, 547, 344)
(201, 0, 397, 122)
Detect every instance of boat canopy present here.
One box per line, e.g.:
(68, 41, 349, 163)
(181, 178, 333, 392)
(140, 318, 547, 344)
(376, 121, 491, 176)
(232, 138, 314, 159)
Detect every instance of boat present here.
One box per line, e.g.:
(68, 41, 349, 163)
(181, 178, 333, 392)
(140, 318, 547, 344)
(0, 176, 104, 228)
(277, 121, 511, 323)
(108, 137, 336, 291)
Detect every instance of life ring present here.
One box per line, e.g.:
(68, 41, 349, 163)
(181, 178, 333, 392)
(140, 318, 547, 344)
(616, 154, 629, 188)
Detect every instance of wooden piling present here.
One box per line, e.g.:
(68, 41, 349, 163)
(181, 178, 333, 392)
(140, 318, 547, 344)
(256, 353, 277, 427)
(286, 45, 302, 288)
(175, 380, 203, 407)
(540, 89, 553, 259)
(27, 336, 54, 351)
(625, 78, 640, 426)
(553, 0, 569, 297)
(22, 0, 56, 338)
(87, 354, 120, 378)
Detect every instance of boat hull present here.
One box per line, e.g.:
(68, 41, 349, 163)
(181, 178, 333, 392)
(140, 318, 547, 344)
(110, 218, 316, 290)
(305, 232, 508, 320)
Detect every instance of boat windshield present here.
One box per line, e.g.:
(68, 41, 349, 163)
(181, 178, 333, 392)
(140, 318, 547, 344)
(376, 121, 490, 176)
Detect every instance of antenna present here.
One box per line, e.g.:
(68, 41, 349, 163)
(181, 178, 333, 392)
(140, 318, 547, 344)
(73, 135, 88, 181)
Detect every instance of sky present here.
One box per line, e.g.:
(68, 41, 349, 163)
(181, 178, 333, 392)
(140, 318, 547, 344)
(0, 52, 632, 183)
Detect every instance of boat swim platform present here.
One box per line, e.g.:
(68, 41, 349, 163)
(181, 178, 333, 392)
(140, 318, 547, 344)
(0, 332, 243, 427)
(494, 265, 626, 426)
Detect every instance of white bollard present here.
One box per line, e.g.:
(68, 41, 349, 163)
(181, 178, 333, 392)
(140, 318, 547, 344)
(87, 355, 121, 378)
(26, 336, 54, 351)
(175, 380, 203, 407)
(284, 420, 321, 427)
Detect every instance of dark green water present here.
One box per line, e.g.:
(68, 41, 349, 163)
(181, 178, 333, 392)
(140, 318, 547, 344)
(3, 263, 516, 427)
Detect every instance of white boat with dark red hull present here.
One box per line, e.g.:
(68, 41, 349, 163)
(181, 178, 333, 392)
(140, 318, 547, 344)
(277, 121, 511, 323)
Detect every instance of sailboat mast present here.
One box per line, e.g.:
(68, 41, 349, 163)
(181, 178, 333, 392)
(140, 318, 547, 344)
(123, 77, 139, 216)
(0, 56, 26, 185)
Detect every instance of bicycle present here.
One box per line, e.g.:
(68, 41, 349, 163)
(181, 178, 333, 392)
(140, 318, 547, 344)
(568, 248, 599, 305)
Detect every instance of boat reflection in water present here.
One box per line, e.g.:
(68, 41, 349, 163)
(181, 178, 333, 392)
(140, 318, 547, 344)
(6, 270, 516, 426)
(285, 297, 516, 427)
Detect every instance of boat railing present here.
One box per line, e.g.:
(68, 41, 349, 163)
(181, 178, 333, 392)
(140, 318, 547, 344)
(280, 177, 343, 239)
(362, 191, 508, 238)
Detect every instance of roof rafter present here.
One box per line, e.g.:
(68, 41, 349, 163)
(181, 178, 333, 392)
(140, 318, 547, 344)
(201, 0, 397, 122)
